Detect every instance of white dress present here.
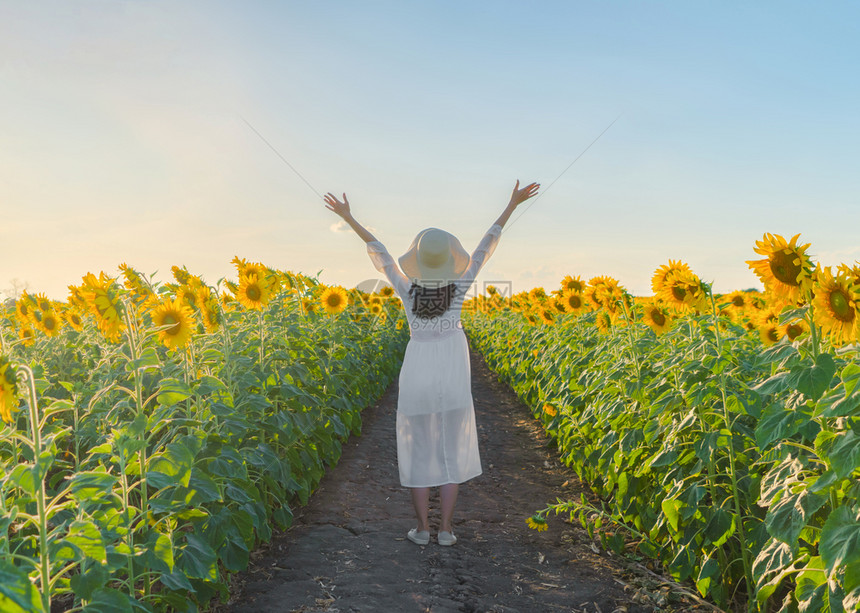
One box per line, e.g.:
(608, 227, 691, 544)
(366, 223, 503, 487)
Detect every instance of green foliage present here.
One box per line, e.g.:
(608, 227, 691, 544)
(463, 306, 859, 612)
(1, 292, 407, 611)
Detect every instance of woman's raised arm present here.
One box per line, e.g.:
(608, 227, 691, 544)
(492, 180, 540, 229)
(323, 192, 378, 243)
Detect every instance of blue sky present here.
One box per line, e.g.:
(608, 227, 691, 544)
(2, 1, 859, 300)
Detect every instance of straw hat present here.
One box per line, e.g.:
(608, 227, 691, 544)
(398, 228, 470, 287)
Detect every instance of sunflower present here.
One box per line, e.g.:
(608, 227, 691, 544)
(526, 514, 548, 532)
(595, 310, 613, 334)
(36, 309, 62, 338)
(658, 269, 706, 314)
(63, 308, 84, 332)
(756, 306, 780, 327)
(80, 272, 125, 342)
(236, 273, 271, 311)
(320, 286, 349, 315)
(395, 319, 404, 330)
(293, 275, 310, 296)
(15, 292, 34, 324)
(264, 267, 281, 293)
(66, 285, 87, 311)
(524, 310, 539, 326)
(119, 263, 150, 295)
(281, 272, 297, 293)
(200, 298, 222, 333)
(586, 276, 625, 312)
(584, 285, 609, 311)
(725, 290, 751, 309)
(514, 293, 532, 310)
(560, 290, 587, 315)
(33, 292, 52, 313)
(196, 284, 214, 304)
(651, 260, 693, 296)
(0, 357, 18, 424)
(538, 307, 555, 325)
(746, 233, 814, 303)
(641, 301, 673, 335)
(716, 303, 734, 323)
(550, 298, 567, 315)
(529, 287, 548, 302)
(231, 257, 261, 280)
(231, 255, 247, 275)
(301, 298, 318, 314)
(838, 262, 860, 288)
(759, 323, 782, 347)
(783, 318, 808, 342)
(218, 292, 235, 313)
(560, 275, 586, 294)
(150, 298, 195, 351)
(176, 285, 200, 310)
(18, 326, 35, 346)
(543, 403, 557, 417)
(243, 262, 266, 281)
(171, 265, 192, 285)
(811, 267, 859, 346)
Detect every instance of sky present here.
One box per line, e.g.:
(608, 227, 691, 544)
(2, 1, 859, 301)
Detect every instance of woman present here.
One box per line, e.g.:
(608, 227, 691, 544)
(323, 180, 540, 546)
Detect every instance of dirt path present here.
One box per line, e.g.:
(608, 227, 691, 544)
(219, 336, 700, 613)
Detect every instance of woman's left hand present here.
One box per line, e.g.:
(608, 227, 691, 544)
(324, 192, 353, 220)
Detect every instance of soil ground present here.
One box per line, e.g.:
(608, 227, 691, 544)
(217, 336, 718, 613)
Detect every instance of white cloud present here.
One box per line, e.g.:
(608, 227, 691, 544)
(816, 248, 860, 268)
(330, 219, 376, 235)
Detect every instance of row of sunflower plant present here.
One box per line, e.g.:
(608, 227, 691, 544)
(0, 258, 408, 612)
(461, 233, 860, 613)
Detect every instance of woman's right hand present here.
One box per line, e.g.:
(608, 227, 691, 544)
(508, 180, 540, 209)
(324, 192, 352, 220)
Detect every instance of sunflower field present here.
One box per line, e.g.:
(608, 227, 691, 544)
(0, 259, 408, 612)
(461, 233, 860, 613)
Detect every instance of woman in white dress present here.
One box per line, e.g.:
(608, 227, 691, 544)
(323, 180, 540, 546)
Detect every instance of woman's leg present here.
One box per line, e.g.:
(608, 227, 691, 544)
(411, 487, 430, 532)
(439, 483, 459, 533)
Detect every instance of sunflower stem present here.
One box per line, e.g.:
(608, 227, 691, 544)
(187, 339, 202, 424)
(0, 489, 11, 557)
(708, 289, 754, 610)
(258, 309, 265, 365)
(619, 298, 642, 389)
(73, 390, 81, 472)
(16, 365, 51, 612)
(805, 292, 820, 360)
(116, 439, 137, 598)
(210, 282, 235, 397)
(123, 303, 150, 597)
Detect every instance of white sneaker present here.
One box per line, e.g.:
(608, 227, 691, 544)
(407, 528, 430, 545)
(438, 531, 457, 546)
